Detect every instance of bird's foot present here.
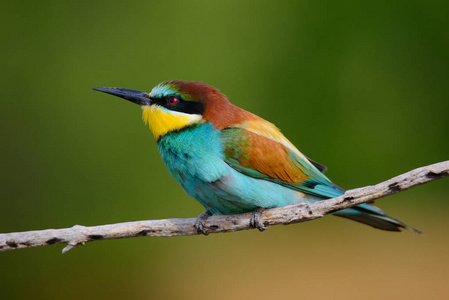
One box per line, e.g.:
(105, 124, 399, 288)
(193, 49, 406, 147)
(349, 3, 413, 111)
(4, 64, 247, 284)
(194, 210, 212, 235)
(249, 207, 270, 231)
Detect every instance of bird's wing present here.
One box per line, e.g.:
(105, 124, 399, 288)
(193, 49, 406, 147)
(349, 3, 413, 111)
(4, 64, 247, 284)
(305, 156, 327, 173)
(221, 119, 344, 198)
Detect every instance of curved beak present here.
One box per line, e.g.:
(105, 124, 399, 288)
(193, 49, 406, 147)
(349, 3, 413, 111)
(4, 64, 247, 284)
(93, 87, 152, 106)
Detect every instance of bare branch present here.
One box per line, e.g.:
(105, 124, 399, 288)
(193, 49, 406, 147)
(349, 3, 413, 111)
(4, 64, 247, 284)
(1, 161, 447, 253)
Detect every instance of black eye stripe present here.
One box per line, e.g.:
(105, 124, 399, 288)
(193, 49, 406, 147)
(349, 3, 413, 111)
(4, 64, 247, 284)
(153, 95, 204, 115)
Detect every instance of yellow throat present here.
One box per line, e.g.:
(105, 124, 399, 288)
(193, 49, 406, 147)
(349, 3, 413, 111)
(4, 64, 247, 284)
(142, 105, 203, 139)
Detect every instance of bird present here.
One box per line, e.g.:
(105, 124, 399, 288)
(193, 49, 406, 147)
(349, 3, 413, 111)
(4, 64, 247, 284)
(93, 80, 420, 234)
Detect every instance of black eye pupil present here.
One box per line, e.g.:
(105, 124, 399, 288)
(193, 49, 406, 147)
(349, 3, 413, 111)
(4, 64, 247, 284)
(168, 96, 178, 105)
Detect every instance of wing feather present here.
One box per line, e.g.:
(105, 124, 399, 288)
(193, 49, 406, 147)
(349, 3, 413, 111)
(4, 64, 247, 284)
(222, 119, 343, 198)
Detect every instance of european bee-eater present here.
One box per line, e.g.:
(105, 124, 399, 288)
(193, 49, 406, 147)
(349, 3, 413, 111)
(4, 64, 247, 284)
(93, 81, 419, 234)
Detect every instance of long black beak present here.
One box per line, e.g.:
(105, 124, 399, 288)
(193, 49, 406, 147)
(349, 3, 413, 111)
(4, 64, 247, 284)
(93, 87, 152, 106)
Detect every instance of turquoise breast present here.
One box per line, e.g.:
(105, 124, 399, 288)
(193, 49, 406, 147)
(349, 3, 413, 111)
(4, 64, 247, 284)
(157, 123, 318, 215)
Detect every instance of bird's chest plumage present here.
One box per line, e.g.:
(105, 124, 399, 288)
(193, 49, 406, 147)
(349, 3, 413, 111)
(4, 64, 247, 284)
(157, 123, 227, 186)
(156, 123, 307, 215)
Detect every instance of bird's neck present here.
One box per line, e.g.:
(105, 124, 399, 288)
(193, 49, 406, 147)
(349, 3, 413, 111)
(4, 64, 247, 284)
(157, 122, 219, 146)
(142, 105, 203, 140)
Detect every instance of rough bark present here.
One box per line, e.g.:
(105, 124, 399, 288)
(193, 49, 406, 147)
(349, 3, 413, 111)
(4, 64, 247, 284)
(1, 161, 447, 253)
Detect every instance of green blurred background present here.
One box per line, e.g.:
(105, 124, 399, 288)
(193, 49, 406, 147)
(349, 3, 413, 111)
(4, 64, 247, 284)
(1, 1, 448, 299)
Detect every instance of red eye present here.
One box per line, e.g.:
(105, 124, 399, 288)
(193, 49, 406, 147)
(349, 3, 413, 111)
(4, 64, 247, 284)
(168, 96, 178, 105)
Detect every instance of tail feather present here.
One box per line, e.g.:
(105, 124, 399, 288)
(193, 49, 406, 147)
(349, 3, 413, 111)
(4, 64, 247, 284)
(333, 204, 422, 234)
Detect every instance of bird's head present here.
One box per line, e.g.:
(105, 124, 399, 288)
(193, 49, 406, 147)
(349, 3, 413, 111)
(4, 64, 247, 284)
(94, 80, 245, 140)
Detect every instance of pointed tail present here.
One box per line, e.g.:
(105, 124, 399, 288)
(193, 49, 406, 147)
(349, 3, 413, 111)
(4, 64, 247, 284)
(333, 203, 422, 234)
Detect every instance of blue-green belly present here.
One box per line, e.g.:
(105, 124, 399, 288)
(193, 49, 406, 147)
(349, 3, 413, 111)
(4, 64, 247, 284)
(157, 123, 317, 215)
